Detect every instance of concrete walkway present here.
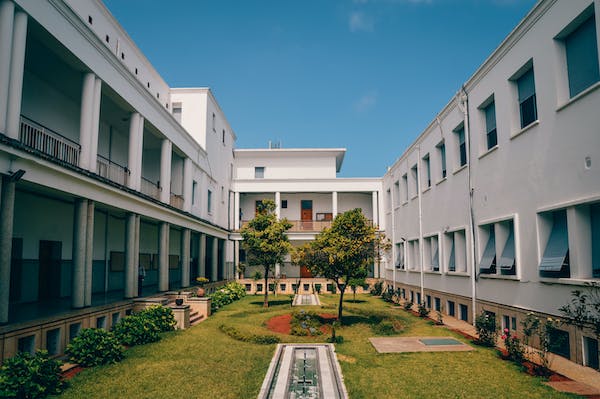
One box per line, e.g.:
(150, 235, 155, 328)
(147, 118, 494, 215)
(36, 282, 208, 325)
(434, 310, 600, 394)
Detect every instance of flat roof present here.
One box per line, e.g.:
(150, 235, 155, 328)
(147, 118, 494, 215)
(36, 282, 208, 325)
(235, 148, 346, 172)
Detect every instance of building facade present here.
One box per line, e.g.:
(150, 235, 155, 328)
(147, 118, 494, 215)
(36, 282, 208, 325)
(382, 0, 600, 368)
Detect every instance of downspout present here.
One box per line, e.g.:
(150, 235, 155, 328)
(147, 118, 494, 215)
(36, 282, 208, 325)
(417, 145, 425, 304)
(458, 86, 478, 326)
(390, 173, 397, 291)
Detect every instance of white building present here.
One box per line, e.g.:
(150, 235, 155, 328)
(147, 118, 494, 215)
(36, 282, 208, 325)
(382, 0, 600, 368)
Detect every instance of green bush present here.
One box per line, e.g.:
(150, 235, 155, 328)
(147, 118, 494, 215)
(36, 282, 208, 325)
(138, 305, 176, 333)
(371, 319, 403, 336)
(417, 302, 430, 318)
(66, 328, 123, 367)
(290, 310, 323, 336)
(0, 350, 65, 399)
(371, 280, 384, 296)
(475, 311, 498, 347)
(218, 324, 280, 344)
(210, 282, 247, 312)
(113, 315, 161, 346)
(403, 301, 413, 311)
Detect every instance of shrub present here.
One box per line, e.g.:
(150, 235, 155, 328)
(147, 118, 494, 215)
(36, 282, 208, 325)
(0, 350, 65, 399)
(210, 282, 246, 312)
(403, 301, 414, 311)
(218, 324, 280, 344)
(371, 280, 384, 296)
(417, 302, 430, 318)
(138, 305, 176, 333)
(474, 311, 498, 347)
(291, 310, 323, 336)
(371, 319, 403, 335)
(66, 328, 123, 367)
(381, 290, 394, 303)
(113, 315, 161, 346)
(501, 328, 525, 364)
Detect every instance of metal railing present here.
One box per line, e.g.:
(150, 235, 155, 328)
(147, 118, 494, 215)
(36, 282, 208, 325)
(96, 155, 129, 186)
(240, 220, 335, 232)
(141, 176, 161, 200)
(19, 116, 80, 166)
(170, 192, 184, 209)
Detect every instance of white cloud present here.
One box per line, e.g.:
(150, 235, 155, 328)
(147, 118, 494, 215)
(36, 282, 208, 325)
(349, 11, 374, 32)
(354, 91, 377, 112)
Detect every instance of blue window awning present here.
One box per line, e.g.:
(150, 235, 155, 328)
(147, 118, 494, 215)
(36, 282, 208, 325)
(499, 230, 516, 271)
(448, 239, 455, 271)
(432, 243, 439, 270)
(539, 212, 569, 272)
(479, 229, 496, 272)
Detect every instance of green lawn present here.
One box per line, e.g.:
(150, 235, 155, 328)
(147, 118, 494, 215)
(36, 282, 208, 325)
(55, 294, 579, 399)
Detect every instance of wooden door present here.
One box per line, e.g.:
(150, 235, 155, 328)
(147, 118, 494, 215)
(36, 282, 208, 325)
(38, 240, 62, 300)
(300, 265, 313, 278)
(300, 200, 313, 230)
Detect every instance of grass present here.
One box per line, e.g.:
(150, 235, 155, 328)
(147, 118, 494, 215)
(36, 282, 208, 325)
(55, 294, 580, 399)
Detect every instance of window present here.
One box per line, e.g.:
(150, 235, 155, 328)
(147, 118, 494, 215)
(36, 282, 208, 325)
(517, 67, 537, 128)
(416, 292, 421, 305)
(454, 125, 467, 167)
(410, 291, 414, 303)
(222, 129, 226, 144)
(548, 327, 570, 359)
(221, 186, 224, 203)
(511, 317, 517, 331)
(562, 9, 600, 98)
(447, 301, 455, 317)
(423, 154, 431, 188)
(172, 103, 182, 123)
(386, 188, 391, 209)
(499, 221, 516, 276)
(256, 283, 263, 292)
(212, 113, 216, 132)
(96, 316, 106, 329)
(584, 337, 599, 369)
(192, 181, 197, 205)
(395, 242, 405, 269)
(592, 204, 600, 278)
(483, 100, 497, 149)
(280, 283, 286, 292)
(207, 190, 212, 213)
(479, 225, 497, 275)
(436, 141, 447, 179)
(281, 200, 288, 209)
(408, 239, 419, 270)
(447, 232, 455, 272)
(411, 164, 418, 197)
(446, 229, 467, 273)
(393, 181, 400, 206)
(503, 315, 510, 332)
(245, 284, 252, 291)
(434, 297, 441, 312)
(459, 304, 468, 322)
(254, 166, 265, 179)
(18, 335, 35, 355)
(426, 235, 439, 271)
(46, 328, 61, 356)
(402, 174, 408, 202)
(539, 210, 569, 278)
(426, 295, 431, 309)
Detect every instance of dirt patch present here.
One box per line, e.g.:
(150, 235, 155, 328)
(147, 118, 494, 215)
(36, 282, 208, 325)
(265, 313, 338, 335)
(336, 354, 357, 363)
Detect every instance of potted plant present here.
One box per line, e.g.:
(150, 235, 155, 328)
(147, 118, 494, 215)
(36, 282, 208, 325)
(175, 291, 184, 306)
(195, 277, 209, 297)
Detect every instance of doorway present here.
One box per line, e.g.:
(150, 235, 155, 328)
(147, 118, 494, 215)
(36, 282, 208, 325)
(301, 200, 313, 230)
(38, 240, 62, 300)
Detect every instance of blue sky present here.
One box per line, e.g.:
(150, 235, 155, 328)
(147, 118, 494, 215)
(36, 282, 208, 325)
(103, 0, 536, 177)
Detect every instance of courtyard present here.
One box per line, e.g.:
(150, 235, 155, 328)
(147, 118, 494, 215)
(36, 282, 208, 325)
(55, 294, 578, 399)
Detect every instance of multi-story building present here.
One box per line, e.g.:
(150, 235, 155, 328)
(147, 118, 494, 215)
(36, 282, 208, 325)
(382, 0, 600, 368)
(0, 0, 598, 370)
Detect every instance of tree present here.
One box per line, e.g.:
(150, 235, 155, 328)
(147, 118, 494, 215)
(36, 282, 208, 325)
(240, 200, 292, 307)
(293, 208, 389, 322)
(560, 282, 600, 360)
(348, 277, 366, 302)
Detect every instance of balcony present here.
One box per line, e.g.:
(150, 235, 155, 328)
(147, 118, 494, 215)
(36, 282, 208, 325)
(240, 220, 333, 232)
(19, 116, 80, 166)
(96, 155, 129, 186)
(170, 192, 184, 209)
(141, 177, 161, 200)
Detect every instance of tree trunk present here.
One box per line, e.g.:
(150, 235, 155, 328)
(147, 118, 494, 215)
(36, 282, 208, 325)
(263, 267, 269, 307)
(337, 282, 345, 322)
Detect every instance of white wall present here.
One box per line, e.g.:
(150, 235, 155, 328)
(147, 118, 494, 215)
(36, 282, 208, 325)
(235, 150, 338, 180)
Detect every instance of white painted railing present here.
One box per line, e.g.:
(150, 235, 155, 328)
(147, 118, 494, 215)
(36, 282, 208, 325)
(19, 116, 80, 166)
(141, 177, 161, 200)
(96, 155, 129, 186)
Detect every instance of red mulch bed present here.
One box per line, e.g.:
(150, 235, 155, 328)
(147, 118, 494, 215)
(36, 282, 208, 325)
(266, 313, 338, 335)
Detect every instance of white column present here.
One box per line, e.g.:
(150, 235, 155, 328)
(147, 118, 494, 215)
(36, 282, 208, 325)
(372, 191, 379, 228)
(88, 77, 101, 171)
(275, 192, 281, 219)
(181, 228, 191, 287)
(211, 237, 218, 282)
(5, 10, 26, 139)
(198, 233, 206, 278)
(133, 215, 140, 296)
(234, 192, 240, 230)
(127, 112, 141, 190)
(72, 199, 88, 308)
(83, 200, 94, 306)
(234, 240, 240, 279)
(159, 139, 172, 203)
(135, 116, 144, 189)
(332, 191, 338, 218)
(158, 222, 169, 291)
(0, 0, 14, 134)
(124, 213, 136, 298)
(78, 73, 96, 170)
(182, 158, 192, 212)
(0, 176, 15, 323)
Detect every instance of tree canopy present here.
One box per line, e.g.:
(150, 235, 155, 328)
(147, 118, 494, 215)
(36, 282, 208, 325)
(240, 200, 292, 307)
(293, 208, 389, 321)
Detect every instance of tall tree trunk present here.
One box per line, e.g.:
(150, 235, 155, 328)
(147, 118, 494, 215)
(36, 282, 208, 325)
(263, 266, 269, 307)
(337, 282, 345, 322)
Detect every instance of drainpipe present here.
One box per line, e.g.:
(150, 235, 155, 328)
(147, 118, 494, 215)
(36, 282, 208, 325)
(457, 86, 478, 326)
(390, 174, 397, 291)
(417, 145, 425, 304)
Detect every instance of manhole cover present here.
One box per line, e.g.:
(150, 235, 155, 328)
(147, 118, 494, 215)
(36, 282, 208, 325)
(419, 338, 462, 346)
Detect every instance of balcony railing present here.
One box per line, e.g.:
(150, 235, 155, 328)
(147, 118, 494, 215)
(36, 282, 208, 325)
(170, 192, 184, 209)
(141, 176, 161, 200)
(19, 116, 80, 166)
(240, 220, 334, 232)
(96, 155, 129, 186)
